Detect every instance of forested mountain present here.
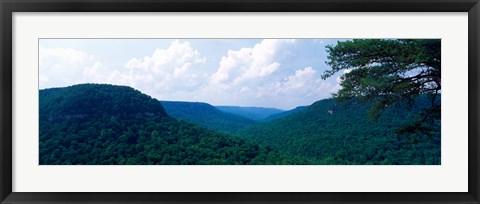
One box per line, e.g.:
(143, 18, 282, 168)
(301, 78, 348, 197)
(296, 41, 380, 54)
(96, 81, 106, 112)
(235, 96, 441, 165)
(160, 101, 257, 133)
(263, 106, 307, 121)
(40, 84, 168, 121)
(215, 106, 284, 121)
(39, 84, 308, 165)
(39, 83, 440, 165)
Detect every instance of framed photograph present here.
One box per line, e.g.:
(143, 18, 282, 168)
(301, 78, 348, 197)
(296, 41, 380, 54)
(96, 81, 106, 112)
(1, 0, 479, 203)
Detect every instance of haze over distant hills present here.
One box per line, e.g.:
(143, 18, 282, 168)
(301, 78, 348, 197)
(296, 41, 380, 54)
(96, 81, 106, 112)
(262, 106, 307, 121)
(160, 101, 257, 134)
(215, 106, 284, 121)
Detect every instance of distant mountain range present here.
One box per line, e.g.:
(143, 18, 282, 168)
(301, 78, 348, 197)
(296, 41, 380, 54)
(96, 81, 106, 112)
(160, 101, 256, 134)
(262, 106, 307, 121)
(215, 106, 284, 121)
(161, 101, 312, 133)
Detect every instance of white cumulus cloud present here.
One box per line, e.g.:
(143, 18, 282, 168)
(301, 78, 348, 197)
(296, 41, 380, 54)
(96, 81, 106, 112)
(210, 39, 295, 86)
(108, 40, 207, 99)
(39, 46, 107, 88)
(40, 39, 342, 110)
(273, 67, 317, 94)
(238, 66, 341, 109)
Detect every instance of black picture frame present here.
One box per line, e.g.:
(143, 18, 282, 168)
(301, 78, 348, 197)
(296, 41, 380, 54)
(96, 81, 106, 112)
(1, 0, 479, 203)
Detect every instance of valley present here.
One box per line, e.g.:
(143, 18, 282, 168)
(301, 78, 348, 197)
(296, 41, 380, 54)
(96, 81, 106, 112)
(40, 83, 440, 165)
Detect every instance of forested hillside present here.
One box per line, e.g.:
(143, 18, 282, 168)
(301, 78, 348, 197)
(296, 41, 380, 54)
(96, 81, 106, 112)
(235, 96, 441, 165)
(160, 101, 257, 133)
(39, 84, 308, 165)
(263, 106, 307, 121)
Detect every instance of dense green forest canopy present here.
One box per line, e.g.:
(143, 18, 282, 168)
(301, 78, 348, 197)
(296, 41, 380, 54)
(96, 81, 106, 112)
(235, 96, 440, 165)
(39, 84, 308, 165)
(160, 101, 257, 134)
(39, 84, 440, 165)
(40, 84, 168, 122)
(322, 39, 441, 134)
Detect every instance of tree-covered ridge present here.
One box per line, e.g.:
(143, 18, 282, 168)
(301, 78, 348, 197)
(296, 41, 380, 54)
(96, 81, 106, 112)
(215, 106, 284, 121)
(161, 101, 257, 134)
(40, 84, 168, 122)
(235, 95, 440, 165)
(39, 84, 308, 165)
(263, 106, 307, 122)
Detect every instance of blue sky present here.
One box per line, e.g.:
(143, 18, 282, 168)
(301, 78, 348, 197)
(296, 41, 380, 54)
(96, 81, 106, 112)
(39, 39, 345, 110)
